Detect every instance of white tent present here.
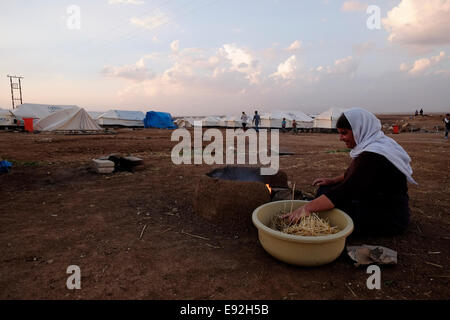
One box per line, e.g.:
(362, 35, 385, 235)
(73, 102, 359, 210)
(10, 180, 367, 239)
(174, 118, 193, 128)
(260, 110, 313, 128)
(230, 116, 243, 128)
(0, 109, 16, 126)
(13, 103, 78, 123)
(97, 110, 145, 127)
(190, 117, 205, 127)
(217, 116, 227, 127)
(259, 113, 272, 128)
(313, 108, 346, 129)
(201, 116, 221, 127)
(261, 111, 289, 128)
(217, 116, 240, 128)
(87, 111, 104, 121)
(35, 107, 101, 131)
(283, 110, 313, 128)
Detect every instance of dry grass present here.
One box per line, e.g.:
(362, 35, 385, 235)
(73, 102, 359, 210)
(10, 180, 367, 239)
(271, 211, 339, 236)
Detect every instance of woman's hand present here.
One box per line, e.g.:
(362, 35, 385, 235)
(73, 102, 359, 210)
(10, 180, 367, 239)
(312, 178, 334, 186)
(313, 174, 344, 186)
(281, 195, 335, 224)
(282, 205, 311, 224)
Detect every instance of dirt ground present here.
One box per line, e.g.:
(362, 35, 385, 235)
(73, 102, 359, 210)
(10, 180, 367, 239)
(0, 114, 448, 300)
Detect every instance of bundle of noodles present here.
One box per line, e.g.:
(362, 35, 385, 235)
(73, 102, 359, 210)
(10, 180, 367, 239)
(271, 212, 339, 236)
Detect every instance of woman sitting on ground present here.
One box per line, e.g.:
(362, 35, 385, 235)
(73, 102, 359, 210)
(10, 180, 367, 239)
(283, 108, 417, 235)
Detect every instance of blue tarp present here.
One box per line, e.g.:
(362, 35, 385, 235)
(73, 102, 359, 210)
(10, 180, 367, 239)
(144, 111, 177, 129)
(0, 160, 12, 174)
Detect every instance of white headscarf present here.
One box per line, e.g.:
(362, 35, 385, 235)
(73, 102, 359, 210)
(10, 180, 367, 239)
(343, 108, 417, 184)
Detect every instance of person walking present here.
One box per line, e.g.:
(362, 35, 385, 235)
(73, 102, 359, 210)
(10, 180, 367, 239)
(241, 112, 248, 131)
(281, 118, 287, 133)
(252, 110, 261, 133)
(444, 114, 450, 139)
(292, 119, 298, 134)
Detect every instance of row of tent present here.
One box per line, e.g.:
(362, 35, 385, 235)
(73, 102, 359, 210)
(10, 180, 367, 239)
(0, 104, 101, 131)
(175, 108, 346, 129)
(0, 103, 347, 131)
(88, 110, 146, 127)
(0, 104, 176, 131)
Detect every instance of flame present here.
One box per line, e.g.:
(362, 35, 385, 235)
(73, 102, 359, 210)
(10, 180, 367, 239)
(266, 184, 272, 194)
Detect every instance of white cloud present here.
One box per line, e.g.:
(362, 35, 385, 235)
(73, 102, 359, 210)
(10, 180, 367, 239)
(332, 56, 359, 75)
(409, 59, 432, 74)
(341, 1, 367, 12)
(170, 40, 179, 52)
(382, 0, 450, 50)
(104, 46, 222, 98)
(116, 76, 185, 98)
(208, 56, 219, 65)
(101, 58, 154, 82)
(130, 10, 170, 31)
(316, 66, 325, 72)
(219, 44, 261, 84)
(353, 42, 375, 56)
(400, 51, 449, 75)
(270, 55, 297, 81)
(103, 44, 362, 102)
(399, 63, 409, 72)
(316, 56, 359, 76)
(109, 0, 145, 4)
(115, 55, 222, 99)
(164, 48, 220, 80)
(286, 40, 302, 52)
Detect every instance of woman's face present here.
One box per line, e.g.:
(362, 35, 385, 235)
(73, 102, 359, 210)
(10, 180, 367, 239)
(338, 128, 356, 149)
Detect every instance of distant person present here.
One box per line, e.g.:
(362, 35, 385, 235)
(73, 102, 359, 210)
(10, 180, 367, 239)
(241, 112, 248, 131)
(281, 118, 287, 133)
(444, 114, 450, 139)
(283, 108, 416, 236)
(420, 108, 423, 116)
(292, 119, 298, 134)
(252, 110, 261, 133)
(415, 110, 419, 117)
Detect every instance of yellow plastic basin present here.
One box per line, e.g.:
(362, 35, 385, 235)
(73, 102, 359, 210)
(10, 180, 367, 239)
(252, 200, 354, 266)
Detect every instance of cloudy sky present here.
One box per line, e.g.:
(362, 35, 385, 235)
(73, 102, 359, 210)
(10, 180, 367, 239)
(1, 0, 449, 116)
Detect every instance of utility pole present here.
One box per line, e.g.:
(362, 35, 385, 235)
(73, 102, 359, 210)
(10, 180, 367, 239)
(7, 75, 24, 109)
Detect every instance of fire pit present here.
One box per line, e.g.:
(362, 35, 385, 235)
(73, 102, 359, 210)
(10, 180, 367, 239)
(193, 166, 288, 230)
